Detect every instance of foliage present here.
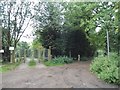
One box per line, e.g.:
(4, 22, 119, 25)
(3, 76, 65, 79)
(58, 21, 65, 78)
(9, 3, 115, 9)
(34, 2, 97, 58)
(89, 2, 119, 54)
(90, 53, 120, 84)
(0, 61, 21, 72)
(16, 41, 30, 57)
(28, 60, 36, 67)
(53, 56, 73, 64)
(34, 2, 63, 57)
(44, 56, 73, 66)
(65, 30, 96, 58)
(32, 39, 43, 49)
(17, 41, 30, 50)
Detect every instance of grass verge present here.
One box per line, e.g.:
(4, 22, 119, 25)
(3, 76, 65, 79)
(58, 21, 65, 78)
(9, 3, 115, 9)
(0, 61, 21, 73)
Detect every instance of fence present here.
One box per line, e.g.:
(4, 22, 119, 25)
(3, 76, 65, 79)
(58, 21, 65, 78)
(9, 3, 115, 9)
(15, 47, 52, 63)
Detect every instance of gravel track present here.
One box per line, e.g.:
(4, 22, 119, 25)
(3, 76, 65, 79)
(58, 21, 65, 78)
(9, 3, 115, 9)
(1, 60, 118, 88)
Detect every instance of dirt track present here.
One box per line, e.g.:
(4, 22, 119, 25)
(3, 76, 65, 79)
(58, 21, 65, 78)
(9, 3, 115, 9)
(1, 61, 118, 88)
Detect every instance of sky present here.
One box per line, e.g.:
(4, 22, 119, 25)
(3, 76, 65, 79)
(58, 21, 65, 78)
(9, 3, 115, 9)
(20, 23, 34, 43)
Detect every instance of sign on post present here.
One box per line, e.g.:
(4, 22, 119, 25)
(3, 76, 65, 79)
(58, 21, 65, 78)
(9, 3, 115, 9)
(9, 47, 14, 51)
(0, 49, 4, 53)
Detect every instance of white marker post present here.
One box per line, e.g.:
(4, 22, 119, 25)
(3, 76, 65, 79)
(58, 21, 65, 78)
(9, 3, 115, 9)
(9, 47, 14, 63)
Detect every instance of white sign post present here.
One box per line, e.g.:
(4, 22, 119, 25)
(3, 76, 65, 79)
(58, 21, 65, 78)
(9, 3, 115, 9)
(9, 47, 14, 63)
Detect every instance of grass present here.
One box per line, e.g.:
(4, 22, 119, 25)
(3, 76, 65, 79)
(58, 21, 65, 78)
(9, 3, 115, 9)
(0, 61, 21, 73)
(28, 60, 36, 67)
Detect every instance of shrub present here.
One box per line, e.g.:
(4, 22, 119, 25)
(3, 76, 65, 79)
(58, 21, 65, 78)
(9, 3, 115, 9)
(28, 60, 36, 67)
(52, 56, 73, 64)
(43, 56, 73, 66)
(80, 57, 89, 61)
(90, 53, 120, 84)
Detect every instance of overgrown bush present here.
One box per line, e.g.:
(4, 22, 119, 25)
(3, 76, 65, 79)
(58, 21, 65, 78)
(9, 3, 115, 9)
(44, 56, 73, 66)
(90, 53, 120, 84)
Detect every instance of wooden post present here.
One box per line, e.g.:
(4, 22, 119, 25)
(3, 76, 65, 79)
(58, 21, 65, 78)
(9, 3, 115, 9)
(19, 50, 21, 62)
(42, 48, 45, 61)
(69, 51, 71, 58)
(32, 50, 34, 60)
(38, 50, 41, 63)
(24, 49, 26, 63)
(10, 50, 12, 63)
(48, 46, 52, 61)
(78, 55, 80, 62)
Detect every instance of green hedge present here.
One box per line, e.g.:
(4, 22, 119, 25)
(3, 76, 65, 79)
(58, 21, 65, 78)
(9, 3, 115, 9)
(90, 53, 120, 84)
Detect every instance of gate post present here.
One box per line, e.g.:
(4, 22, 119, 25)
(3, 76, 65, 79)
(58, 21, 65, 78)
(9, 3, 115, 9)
(42, 48, 45, 61)
(78, 55, 80, 62)
(48, 46, 52, 61)
(32, 49, 34, 60)
(24, 49, 26, 63)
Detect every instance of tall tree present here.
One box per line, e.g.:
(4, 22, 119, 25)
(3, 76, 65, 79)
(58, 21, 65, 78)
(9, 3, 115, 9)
(0, 0, 34, 62)
(34, 2, 64, 56)
(91, 2, 117, 54)
(63, 2, 97, 57)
